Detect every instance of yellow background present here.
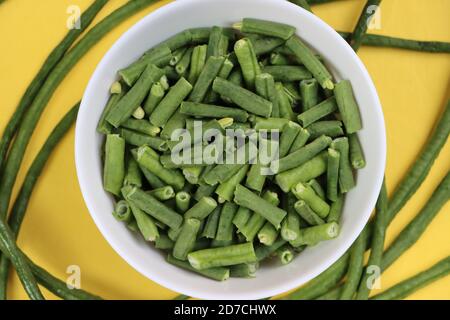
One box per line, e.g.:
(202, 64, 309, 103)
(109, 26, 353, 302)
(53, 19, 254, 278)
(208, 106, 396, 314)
(0, 0, 449, 300)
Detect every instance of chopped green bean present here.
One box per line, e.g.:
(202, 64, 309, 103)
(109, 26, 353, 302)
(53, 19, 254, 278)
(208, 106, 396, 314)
(103, 134, 125, 196)
(348, 133, 366, 169)
(167, 254, 229, 281)
(143, 82, 165, 115)
(263, 65, 312, 82)
(184, 197, 218, 220)
(297, 97, 337, 127)
(234, 18, 296, 40)
(331, 137, 355, 193)
(180, 101, 248, 122)
(202, 206, 221, 239)
(294, 200, 325, 226)
(216, 202, 238, 241)
(334, 80, 362, 134)
(173, 218, 201, 260)
(300, 79, 320, 112)
(326, 148, 340, 201)
(129, 202, 159, 241)
(234, 38, 261, 89)
(187, 45, 208, 85)
(290, 222, 339, 247)
(175, 191, 191, 213)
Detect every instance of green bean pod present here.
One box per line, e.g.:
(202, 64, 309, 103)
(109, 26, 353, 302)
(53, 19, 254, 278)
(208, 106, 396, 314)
(334, 80, 362, 133)
(129, 202, 159, 241)
(234, 18, 296, 40)
(216, 202, 238, 241)
(257, 222, 278, 246)
(348, 133, 366, 169)
(293, 200, 325, 226)
(103, 134, 125, 196)
(189, 56, 225, 103)
(290, 222, 339, 247)
(331, 137, 355, 193)
(187, 45, 208, 85)
(167, 254, 229, 281)
(326, 148, 341, 201)
(263, 65, 312, 82)
(173, 218, 201, 260)
(307, 120, 344, 140)
(300, 78, 319, 112)
(255, 73, 279, 118)
(297, 97, 337, 127)
(184, 197, 218, 220)
(234, 38, 261, 89)
(201, 206, 221, 239)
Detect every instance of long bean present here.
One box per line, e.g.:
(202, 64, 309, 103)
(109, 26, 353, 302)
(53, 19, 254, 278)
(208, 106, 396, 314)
(0, 0, 108, 176)
(0, 0, 161, 222)
(349, 0, 382, 51)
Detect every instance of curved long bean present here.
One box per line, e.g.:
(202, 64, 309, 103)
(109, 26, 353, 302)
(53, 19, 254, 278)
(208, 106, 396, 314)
(0, 0, 108, 176)
(349, 0, 382, 51)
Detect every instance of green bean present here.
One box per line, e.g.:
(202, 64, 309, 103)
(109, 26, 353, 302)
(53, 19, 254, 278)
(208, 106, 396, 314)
(188, 242, 257, 269)
(338, 31, 450, 53)
(139, 165, 165, 189)
(175, 47, 193, 75)
(150, 77, 193, 127)
(334, 80, 362, 134)
(184, 197, 218, 220)
(235, 185, 286, 229)
(290, 222, 339, 247)
(121, 119, 160, 137)
(326, 148, 340, 201)
(230, 263, 258, 278)
(382, 172, 450, 271)
(124, 155, 142, 187)
(234, 38, 261, 89)
(285, 36, 334, 90)
(263, 65, 312, 82)
(155, 234, 174, 250)
(97, 87, 125, 134)
(120, 128, 167, 151)
(232, 207, 252, 232)
(245, 164, 267, 193)
(240, 190, 280, 241)
(371, 256, 450, 300)
(258, 222, 278, 246)
(129, 202, 159, 241)
(201, 206, 221, 239)
(182, 166, 203, 184)
(307, 120, 344, 140)
(212, 77, 273, 118)
(255, 238, 287, 261)
(307, 179, 326, 200)
(297, 97, 337, 127)
(188, 45, 208, 85)
(234, 18, 296, 40)
(189, 56, 224, 103)
(300, 79, 320, 112)
(0, 0, 108, 175)
(386, 101, 450, 224)
(173, 219, 201, 260)
(206, 26, 224, 58)
(168, 227, 181, 241)
(275, 83, 296, 121)
(107, 64, 164, 127)
(284, 251, 350, 300)
(283, 82, 302, 103)
(163, 65, 180, 81)
(294, 200, 325, 226)
(203, 163, 245, 186)
(289, 127, 310, 153)
(331, 137, 355, 193)
(205, 58, 235, 103)
(249, 36, 285, 56)
(147, 186, 175, 201)
(216, 202, 238, 241)
(170, 47, 187, 67)
(349, 0, 382, 51)
(270, 52, 290, 65)
(180, 102, 248, 122)
(159, 111, 187, 141)
(276, 152, 328, 192)
(211, 239, 234, 248)
(216, 165, 249, 202)
(167, 254, 229, 281)
(281, 210, 301, 241)
(348, 133, 366, 169)
(194, 183, 217, 201)
(255, 73, 279, 118)
(143, 82, 165, 115)
(327, 194, 344, 223)
(103, 134, 125, 196)
(132, 106, 145, 119)
(122, 186, 183, 230)
(356, 181, 388, 300)
(0, 0, 163, 223)
(277, 245, 295, 264)
(175, 191, 191, 213)
(254, 117, 289, 131)
(273, 135, 332, 173)
(339, 227, 369, 299)
(315, 286, 342, 300)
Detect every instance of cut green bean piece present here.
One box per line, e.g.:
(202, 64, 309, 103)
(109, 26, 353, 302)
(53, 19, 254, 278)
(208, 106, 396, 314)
(121, 119, 160, 137)
(273, 135, 332, 173)
(234, 38, 261, 89)
(189, 56, 225, 103)
(185, 197, 218, 220)
(120, 128, 167, 151)
(234, 184, 286, 229)
(279, 121, 301, 158)
(160, 30, 192, 51)
(292, 182, 330, 218)
(245, 164, 267, 193)
(276, 82, 296, 121)
(188, 242, 257, 270)
(129, 202, 159, 241)
(143, 82, 165, 115)
(307, 120, 344, 140)
(263, 65, 312, 82)
(216, 202, 238, 241)
(327, 148, 340, 201)
(173, 218, 201, 260)
(290, 222, 339, 247)
(277, 245, 295, 265)
(258, 222, 278, 246)
(160, 110, 188, 140)
(175, 47, 193, 75)
(289, 127, 310, 153)
(203, 163, 245, 186)
(233, 207, 252, 232)
(139, 165, 165, 189)
(182, 166, 203, 185)
(170, 47, 188, 66)
(112, 200, 131, 222)
(327, 194, 344, 223)
(270, 52, 290, 65)
(348, 133, 366, 169)
(276, 152, 327, 192)
(175, 191, 191, 213)
(294, 200, 325, 226)
(300, 79, 319, 112)
(251, 36, 285, 56)
(334, 80, 362, 134)
(107, 64, 164, 127)
(212, 77, 272, 118)
(194, 183, 217, 201)
(122, 186, 183, 230)
(202, 206, 221, 239)
(234, 18, 296, 40)
(286, 36, 334, 90)
(97, 91, 124, 134)
(230, 263, 258, 278)
(307, 179, 326, 200)
(281, 211, 301, 241)
(207, 26, 224, 58)
(331, 137, 355, 193)
(188, 45, 208, 85)
(255, 73, 279, 118)
(155, 234, 174, 250)
(254, 117, 289, 131)
(180, 102, 248, 122)
(103, 134, 125, 196)
(216, 165, 249, 202)
(124, 155, 142, 187)
(167, 254, 229, 281)
(147, 186, 175, 201)
(297, 97, 337, 127)
(150, 77, 193, 127)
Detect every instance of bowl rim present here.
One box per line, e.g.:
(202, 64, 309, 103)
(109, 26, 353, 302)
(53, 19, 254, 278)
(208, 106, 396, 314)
(75, 0, 386, 300)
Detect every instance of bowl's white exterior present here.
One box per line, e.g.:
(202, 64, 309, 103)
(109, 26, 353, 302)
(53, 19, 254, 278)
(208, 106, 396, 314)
(75, 0, 386, 300)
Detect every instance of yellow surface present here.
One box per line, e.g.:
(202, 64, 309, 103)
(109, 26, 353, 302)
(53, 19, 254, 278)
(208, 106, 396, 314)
(0, 0, 449, 300)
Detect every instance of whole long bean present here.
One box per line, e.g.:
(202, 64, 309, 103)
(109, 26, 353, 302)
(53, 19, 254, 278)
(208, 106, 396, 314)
(0, 0, 108, 176)
(0, 0, 161, 222)
(349, 0, 382, 51)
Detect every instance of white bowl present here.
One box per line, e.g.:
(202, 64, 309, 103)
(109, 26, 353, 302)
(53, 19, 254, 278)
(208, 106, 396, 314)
(75, 0, 386, 300)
